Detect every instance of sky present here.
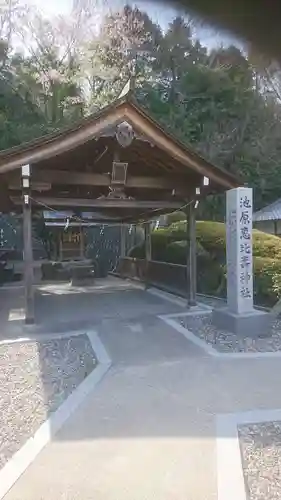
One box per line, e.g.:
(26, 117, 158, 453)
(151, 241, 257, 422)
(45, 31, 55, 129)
(28, 0, 239, 49)
(30, 0, 176, 22)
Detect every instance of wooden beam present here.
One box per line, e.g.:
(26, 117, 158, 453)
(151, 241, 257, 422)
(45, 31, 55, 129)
(9, 171, 108, 189)
(8, 170, 192, 191)
(121, 206, 184, 223)
(11, 196, 184, 210)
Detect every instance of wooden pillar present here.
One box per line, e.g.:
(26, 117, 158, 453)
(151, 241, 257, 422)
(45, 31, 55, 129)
(145, 221, 152, 261)
(59, 232, 63, 261)
(187, 201, 197, 306)
(144, 221, 151, 287)
(80, 226, 84, 259)
(22, 165, 35, 324)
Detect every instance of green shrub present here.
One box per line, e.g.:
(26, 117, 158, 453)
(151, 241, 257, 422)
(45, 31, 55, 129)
(170, 220, 281, 260)
(129, 230, 186, 262)
(166, 211, 186, 226)
(162, 241, 186, 265)
(128, 221, 281, 307)
(129, 243, 145, 259)
(252, 230, 281, 259)
(168, 220, 187, 241)
(254, 257, 281, 306)
(168, 220, 226, 260)
(165, 240, 208, 265)
(196, 221, 226, 261)
(197, 254, 225, 296)
(129, 233, 225, 296)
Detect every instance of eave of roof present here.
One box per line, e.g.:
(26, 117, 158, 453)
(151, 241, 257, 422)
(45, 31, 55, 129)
(0, 89, 241, 190)
(127, 97, 241, 189)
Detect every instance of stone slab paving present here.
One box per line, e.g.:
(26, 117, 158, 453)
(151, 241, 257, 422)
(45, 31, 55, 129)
(4, 284, 281, 500)
(6, 347, 281, 500)
(0, 277, 148, 340)
(0, 335, 96, 471)
(175, 314, 281, 353)
(2, 354, 218, 500)
(239, 422, 281, 500)
(97, 314, 199, 367)
(33, 286, 182, 334)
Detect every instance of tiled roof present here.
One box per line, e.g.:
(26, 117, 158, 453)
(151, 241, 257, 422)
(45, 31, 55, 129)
(253, 198, 281, 221)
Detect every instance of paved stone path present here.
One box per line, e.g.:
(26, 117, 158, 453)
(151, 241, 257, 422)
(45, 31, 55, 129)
(3, 280, 281, 499)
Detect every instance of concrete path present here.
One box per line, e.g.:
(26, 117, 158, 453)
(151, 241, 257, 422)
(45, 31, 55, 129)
(3, 281, 281, 499)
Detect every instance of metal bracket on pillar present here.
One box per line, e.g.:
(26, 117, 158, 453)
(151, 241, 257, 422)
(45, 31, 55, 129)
(22, 164, 35, 324)
(187, 201, 197, 307)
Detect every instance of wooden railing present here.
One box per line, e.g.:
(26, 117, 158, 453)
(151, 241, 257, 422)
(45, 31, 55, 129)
(115, 257, 189, 297)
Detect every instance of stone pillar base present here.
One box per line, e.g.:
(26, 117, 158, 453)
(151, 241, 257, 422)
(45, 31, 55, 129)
(212, 307, 272, 338)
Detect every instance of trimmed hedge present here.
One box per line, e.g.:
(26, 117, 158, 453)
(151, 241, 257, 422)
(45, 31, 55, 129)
(170, 220, 281, 259)
(129, 229, 225, 298)
(128, 221, 281, 307)
(254, 257, 281, 306)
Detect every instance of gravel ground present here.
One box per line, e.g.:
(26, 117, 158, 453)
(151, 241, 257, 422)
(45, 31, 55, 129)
(175, 314, 281, 353)
(0, 334, 96, 470)
(239, 422, 281, 500)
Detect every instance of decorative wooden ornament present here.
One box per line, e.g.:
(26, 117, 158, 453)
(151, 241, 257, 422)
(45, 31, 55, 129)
(115, 121, 134, 148)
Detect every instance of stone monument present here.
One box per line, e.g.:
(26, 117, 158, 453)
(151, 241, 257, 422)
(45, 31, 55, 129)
(213, 187, 271, 337)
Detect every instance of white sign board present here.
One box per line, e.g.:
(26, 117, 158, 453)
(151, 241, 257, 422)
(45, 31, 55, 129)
(226, 187, 253, 314)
